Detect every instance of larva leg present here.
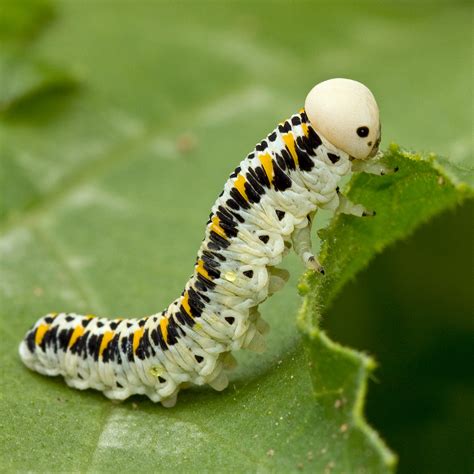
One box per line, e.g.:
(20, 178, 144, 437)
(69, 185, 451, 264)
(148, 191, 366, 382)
(221, 352, 238, 370)
(250, 306, 270, 335)
(351, 158, 398, 176)
(291, 213, 324, 274)
(336, 192, 375, 217)
(268, 267, 290, 294)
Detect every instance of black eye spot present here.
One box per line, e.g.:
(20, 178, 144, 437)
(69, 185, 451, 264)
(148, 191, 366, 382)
(357, 126, 369, 137)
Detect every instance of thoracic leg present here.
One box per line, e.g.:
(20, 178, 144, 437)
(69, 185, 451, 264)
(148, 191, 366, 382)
(336, 191, 375, 217)
(351, 157, 398, 176)
(337, 156, 398, 217)
(291, 213, 324, 274)
(268, 266, 290, 294)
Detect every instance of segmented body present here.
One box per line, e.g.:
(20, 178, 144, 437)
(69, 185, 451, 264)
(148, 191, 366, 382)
(19, 109, 352, 407)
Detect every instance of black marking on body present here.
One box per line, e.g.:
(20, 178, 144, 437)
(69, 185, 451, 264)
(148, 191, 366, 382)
(150, 328, 160, 346)
(291, 115, 301, 126)
(278, 121, 291, 133)
(126, 333, 134, 361)
(275, 153, 287, 171)
(215, 210, 238, 238)
(197, 289, 210, 303)
(120, 336, 128, 357)
(307, 127, 322, 149)
(87, 333, 99, 361)
(228, 208, 244, 224)
(209, 230, 230, 250)
(26, 330, 36, 353)
(253, 166, 271, 188)
(245, 172, 265, 197)
(71, 331, 89, 358)
(229, 166, 241, 179)
(280, 149, 296, 171)
(229, 188, 250, 210)
(166, 316, 180, 345)
(58, 328, 73, 351)
(157, 325, 168, 351)
(39, 327, 53, 351)
(295, 138, 315, 171)
(226, 198, 240, 211)
(103, 333, 121, 363)
(101, 336, 113, 363)
(244, 180, 261, 203)
(188, 287, 205, 316)
(176, 309, 194, 326)
(195, 274, 216, 292)
(272, 162, 292, 191)
(136, 329, 153, 360)
(276, 209, 285, 220)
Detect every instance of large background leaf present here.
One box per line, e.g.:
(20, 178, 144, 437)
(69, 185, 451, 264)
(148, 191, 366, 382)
(1, 1, 472, 472)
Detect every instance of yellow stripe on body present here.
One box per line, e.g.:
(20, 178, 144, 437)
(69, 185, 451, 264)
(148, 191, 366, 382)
(211, 216, 227, 239)
(35, 324, 50, 345)
(181, 292, 193, 317)
(234, 174, 249, 201)
(196, 259, 212, 280)
(160, 318, 168, 342)
(68, 325, 84, 348)
(258, 152, 274, 184)
(301, 122, 309, 137)
(132, 328, 144, 353)
(282, 133, 299, 166)
(98, 331, 114, 356)
(34, 312, 60, 346)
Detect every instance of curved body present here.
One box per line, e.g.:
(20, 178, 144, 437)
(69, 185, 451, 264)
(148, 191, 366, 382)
(19, 107, 374, 407)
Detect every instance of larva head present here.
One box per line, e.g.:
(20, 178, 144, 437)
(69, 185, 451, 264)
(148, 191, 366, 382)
(305, 78, 381, 159)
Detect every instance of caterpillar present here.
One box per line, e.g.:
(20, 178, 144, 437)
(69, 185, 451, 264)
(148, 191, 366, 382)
(19, 78, 391, 407)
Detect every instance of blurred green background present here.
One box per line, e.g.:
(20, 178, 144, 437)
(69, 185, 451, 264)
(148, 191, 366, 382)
(1, 0, 472, 472)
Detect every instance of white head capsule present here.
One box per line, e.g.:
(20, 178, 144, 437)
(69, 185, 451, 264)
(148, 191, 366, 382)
(304, 78, 381, 160)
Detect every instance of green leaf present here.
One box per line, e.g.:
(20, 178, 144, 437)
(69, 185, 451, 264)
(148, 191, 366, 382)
(298, 145, 473, 331)
(0, 46, 79, 116)
(0, 1, 472, 473)
(296, 146, 472, 472)
(0, 0, 79, 117)
(0, 0, 54, 41)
